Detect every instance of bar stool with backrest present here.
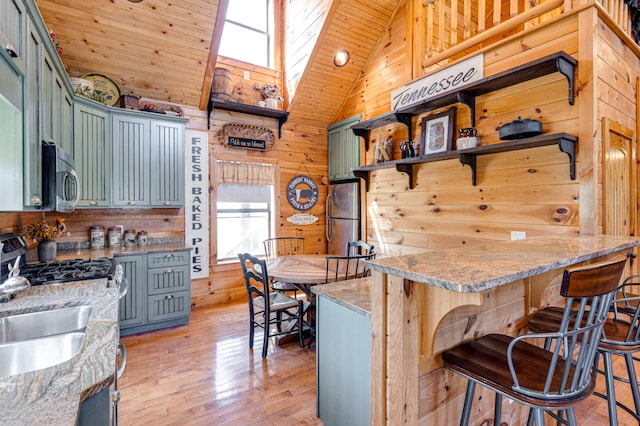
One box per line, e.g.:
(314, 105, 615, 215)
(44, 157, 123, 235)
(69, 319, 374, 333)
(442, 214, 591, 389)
(442, 256, 628, 426)
(345, 240, 375, 256)
(238, 252, 305, 358)
(263, 237, 305, 298)
(529, 269, 640, 425)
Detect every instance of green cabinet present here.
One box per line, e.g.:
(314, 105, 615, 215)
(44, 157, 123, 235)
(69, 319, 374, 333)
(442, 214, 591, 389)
(41, 48, 73, 154)
(0, 52, 23, 211)
(23, 20, 41, 208)
(328, 115, 361, 181)
(116, 254, 146, 329)
(111, 111, 186, 208)
(119, 249, 191, 336)
(73, 97, 111, 207)
(0, 0, 27, 74)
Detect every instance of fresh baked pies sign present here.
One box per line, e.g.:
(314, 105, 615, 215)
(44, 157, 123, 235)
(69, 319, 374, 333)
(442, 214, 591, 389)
(220, 123, 275, 150)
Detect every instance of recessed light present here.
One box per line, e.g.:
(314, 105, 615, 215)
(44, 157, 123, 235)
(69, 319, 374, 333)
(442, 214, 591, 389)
(334, 50, 350, 67)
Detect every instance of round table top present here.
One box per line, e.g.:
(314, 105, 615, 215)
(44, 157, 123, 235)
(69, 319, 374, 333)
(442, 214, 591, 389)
(265, 254, 329, 285)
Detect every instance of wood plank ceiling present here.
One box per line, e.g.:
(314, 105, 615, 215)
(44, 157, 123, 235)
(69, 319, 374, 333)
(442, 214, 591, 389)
(36, 0, 400, 128)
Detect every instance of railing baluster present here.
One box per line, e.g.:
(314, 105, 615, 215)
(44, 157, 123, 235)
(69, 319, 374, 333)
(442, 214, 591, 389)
(450, 0, 458, 46)
(426, 1, 434, 57)
(510, 0, 518, 17)
(438, 0, 445, 52)
(478, 0, 486, 32)
(464, 0, 471, 39)
(493, 0, 501, 26)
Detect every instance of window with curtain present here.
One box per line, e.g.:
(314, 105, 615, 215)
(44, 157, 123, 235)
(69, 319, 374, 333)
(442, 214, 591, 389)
(218, 0, 275, 68)
(216, 160, 276, 261)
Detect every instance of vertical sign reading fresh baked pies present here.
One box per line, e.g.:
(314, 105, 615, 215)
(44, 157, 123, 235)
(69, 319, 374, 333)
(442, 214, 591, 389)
(185, 130, 209, 279)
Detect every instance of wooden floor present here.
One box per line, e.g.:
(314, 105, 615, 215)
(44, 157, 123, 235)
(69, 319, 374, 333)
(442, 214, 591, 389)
(119, 302, 639, 425)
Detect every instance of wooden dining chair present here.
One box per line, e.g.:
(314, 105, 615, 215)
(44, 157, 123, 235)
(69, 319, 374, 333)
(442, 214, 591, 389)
(238, 252, 305, 358)
(263, 237, 305, 298)
(325, 251, 377, 283)
(529, 265, 640, 425)
(442, 256, 627, 426)
(345, 240, 375, 256)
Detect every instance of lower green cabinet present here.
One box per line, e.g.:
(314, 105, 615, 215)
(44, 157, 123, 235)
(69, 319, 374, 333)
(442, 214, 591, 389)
(118, 249, 191, 336)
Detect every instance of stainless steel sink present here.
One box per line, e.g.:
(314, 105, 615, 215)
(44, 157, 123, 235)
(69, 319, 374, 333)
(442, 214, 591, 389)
(0, 305, 93, 343)
(0, 332, 86, 377)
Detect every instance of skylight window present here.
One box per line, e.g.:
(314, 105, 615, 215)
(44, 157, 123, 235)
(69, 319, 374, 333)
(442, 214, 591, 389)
(219, 0, 274, 68)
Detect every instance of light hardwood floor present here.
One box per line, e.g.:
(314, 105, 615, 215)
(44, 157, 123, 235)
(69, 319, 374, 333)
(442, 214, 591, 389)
(119, 302, 639, 425)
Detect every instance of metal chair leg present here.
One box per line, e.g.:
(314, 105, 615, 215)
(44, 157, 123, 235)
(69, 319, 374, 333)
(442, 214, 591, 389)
(603, 351, 619, 426)
(460, 381, 475, 426)
(494, 394, 502, 426)
(624, 352, 640, 417)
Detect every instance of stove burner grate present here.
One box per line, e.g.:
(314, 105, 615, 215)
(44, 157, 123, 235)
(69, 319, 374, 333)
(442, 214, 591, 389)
(19, 258, 115, 285)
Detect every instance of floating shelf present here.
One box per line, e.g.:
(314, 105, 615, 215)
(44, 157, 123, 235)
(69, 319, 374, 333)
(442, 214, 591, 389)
(207, 99, 289, 138)
(350, 51, 577, 149)
(351, 133, 577, 191)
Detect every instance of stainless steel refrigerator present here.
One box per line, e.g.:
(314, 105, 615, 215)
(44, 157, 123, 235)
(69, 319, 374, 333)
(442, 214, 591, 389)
(326, 181, 360, 255)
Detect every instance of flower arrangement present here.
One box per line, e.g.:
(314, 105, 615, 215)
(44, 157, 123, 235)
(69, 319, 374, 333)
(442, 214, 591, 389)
(21, 217, 69, 242)
(48, 29, 63, 55)
(254, 83, 283, 101)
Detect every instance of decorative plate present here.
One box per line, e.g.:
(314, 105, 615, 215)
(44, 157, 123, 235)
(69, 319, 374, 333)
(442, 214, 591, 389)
(81, 73, 121, 107)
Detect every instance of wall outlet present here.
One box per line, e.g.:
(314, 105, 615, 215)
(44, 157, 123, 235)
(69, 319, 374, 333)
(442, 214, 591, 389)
(511, 231, 526, 241)
(243, 70, 250, 80)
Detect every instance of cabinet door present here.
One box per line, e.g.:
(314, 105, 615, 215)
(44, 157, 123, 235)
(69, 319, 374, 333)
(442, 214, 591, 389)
(41, 49, 72, 153)
(23, 20, 42, 208)
(117, 254, 145, 329)
(150, 120, 185, 207)
(0, 0, 26, 73)
(147, 291, 190, 323)
(112, 114, 150, 207)
(147, 264, 190, 296)
(0, 53, 23, 211)
(328, 115, 361, 181)
(74, 101, 111, 207)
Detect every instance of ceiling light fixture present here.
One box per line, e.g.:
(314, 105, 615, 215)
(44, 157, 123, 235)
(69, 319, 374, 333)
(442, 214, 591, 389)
(334, 50, 350, 67)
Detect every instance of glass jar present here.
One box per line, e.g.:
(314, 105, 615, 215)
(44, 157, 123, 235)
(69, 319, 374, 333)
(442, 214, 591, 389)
(124, 229, 137, 247)
(137, 230, 148, 246)
(108, 227, 121, 247)
(89, 225, 105, 249)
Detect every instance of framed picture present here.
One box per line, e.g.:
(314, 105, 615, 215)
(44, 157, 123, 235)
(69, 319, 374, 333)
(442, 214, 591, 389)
(420, 107, 456, 155)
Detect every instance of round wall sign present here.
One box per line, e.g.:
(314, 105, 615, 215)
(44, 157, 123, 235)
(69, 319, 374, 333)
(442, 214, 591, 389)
(286, 175, 319, 211)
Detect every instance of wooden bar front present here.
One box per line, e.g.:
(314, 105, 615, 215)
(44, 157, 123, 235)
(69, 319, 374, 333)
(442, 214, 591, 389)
(367, 235, 639, 425)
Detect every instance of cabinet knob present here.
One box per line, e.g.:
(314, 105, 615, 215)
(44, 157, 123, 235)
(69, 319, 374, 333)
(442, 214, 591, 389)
(164, 253, 174, 259)
(163, 201, 172, 206)
(164, 268, 174, 274)
(90, 201, 98, 205)
(164, 294, 175, 300)
(31, 196, 41, 205)
(4, 44, 17, 58)
(128, 201, 137, 205)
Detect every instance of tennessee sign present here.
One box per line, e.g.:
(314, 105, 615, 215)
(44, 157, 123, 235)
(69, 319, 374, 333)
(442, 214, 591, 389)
(286, 175, 319, 211)
(391, 54, 484, 110)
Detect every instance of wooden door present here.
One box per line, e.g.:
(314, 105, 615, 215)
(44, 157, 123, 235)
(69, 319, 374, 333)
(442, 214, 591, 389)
(602, 117, 636, 275)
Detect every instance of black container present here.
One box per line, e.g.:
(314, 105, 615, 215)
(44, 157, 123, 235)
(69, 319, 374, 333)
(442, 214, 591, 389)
(498, 117, 542, 140)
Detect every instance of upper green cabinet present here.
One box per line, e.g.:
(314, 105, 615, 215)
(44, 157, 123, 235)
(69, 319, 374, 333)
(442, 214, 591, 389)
(74, 97, 111, 207)
(328, 115, 361, 181)
(0, 0, 27, 73)
(112, 111, 186, 208)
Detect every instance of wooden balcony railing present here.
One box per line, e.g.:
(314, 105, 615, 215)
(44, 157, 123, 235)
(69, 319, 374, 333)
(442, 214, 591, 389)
(421, 0, 634, 69)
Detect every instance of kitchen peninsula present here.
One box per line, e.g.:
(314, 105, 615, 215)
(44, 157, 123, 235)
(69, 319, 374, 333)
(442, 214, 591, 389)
(357, 235, 638, 424)
(0, 280, 119, 425)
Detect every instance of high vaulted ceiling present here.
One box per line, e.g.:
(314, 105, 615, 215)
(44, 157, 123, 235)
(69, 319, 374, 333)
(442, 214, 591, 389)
(36, 0, 400, 128)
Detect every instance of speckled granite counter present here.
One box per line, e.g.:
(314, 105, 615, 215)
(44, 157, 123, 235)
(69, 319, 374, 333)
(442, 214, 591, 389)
(0, 280, 119, 425)
(312, 277, 372, 318)
(367, 234, 640, 292)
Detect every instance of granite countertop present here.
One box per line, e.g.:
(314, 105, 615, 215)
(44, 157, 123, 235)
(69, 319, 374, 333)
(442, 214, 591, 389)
(367, 235, 640, 293)
(312, 277, 372, 318)
(0, 279, 119, 425)
(56, 242, 191, 261)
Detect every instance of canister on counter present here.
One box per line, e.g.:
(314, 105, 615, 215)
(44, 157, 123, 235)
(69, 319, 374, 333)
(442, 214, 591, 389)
(137, 230, 148, 246)
(108, 227, 121, 247)
(90, 225, 105, 249)
(124, 229, 137, 247)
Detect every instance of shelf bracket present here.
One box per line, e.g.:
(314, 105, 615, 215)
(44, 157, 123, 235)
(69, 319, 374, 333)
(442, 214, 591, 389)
(395, 163, 417, 189)
(458, 154, 477, 186)
(557, 137, 576, 180)
(556, 57, 576, 106)
(395, 113, 413, 142)
(353, 128, 372, 151)
(456, 92, 476, 127)
(353, 170, 371, 192)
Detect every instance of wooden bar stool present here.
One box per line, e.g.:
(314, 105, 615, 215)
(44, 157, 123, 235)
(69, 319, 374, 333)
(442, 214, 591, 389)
(529, 271, 640, 425)
(442, 256, 627, 426)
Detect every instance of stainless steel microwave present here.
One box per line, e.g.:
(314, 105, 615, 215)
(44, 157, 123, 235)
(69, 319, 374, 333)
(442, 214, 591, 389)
(42, 141, 80, 212)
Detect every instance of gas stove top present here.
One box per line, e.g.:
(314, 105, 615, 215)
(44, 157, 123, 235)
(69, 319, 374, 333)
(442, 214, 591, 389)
(19, 257, 115, 285)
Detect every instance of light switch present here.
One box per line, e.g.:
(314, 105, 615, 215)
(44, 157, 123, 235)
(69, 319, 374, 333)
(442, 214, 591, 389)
(511, 231, 526, 241)
(243, 70, 250, 80)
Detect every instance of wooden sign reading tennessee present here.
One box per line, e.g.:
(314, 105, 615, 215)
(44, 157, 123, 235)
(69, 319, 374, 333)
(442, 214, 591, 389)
(220, 123, 275, 150)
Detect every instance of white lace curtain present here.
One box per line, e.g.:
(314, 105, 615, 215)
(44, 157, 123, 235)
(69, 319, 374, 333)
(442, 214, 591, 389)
(215, 160, 275, 185)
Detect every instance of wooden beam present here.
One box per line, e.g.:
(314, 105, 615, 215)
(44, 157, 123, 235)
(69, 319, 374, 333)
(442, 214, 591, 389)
(199, 0, 229, 110)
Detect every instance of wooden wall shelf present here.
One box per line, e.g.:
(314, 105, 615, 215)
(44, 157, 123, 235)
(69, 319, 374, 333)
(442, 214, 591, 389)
(207, 99, 289, 138)
(350, 51, 577, 150)
(352, 133, 577, 191)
